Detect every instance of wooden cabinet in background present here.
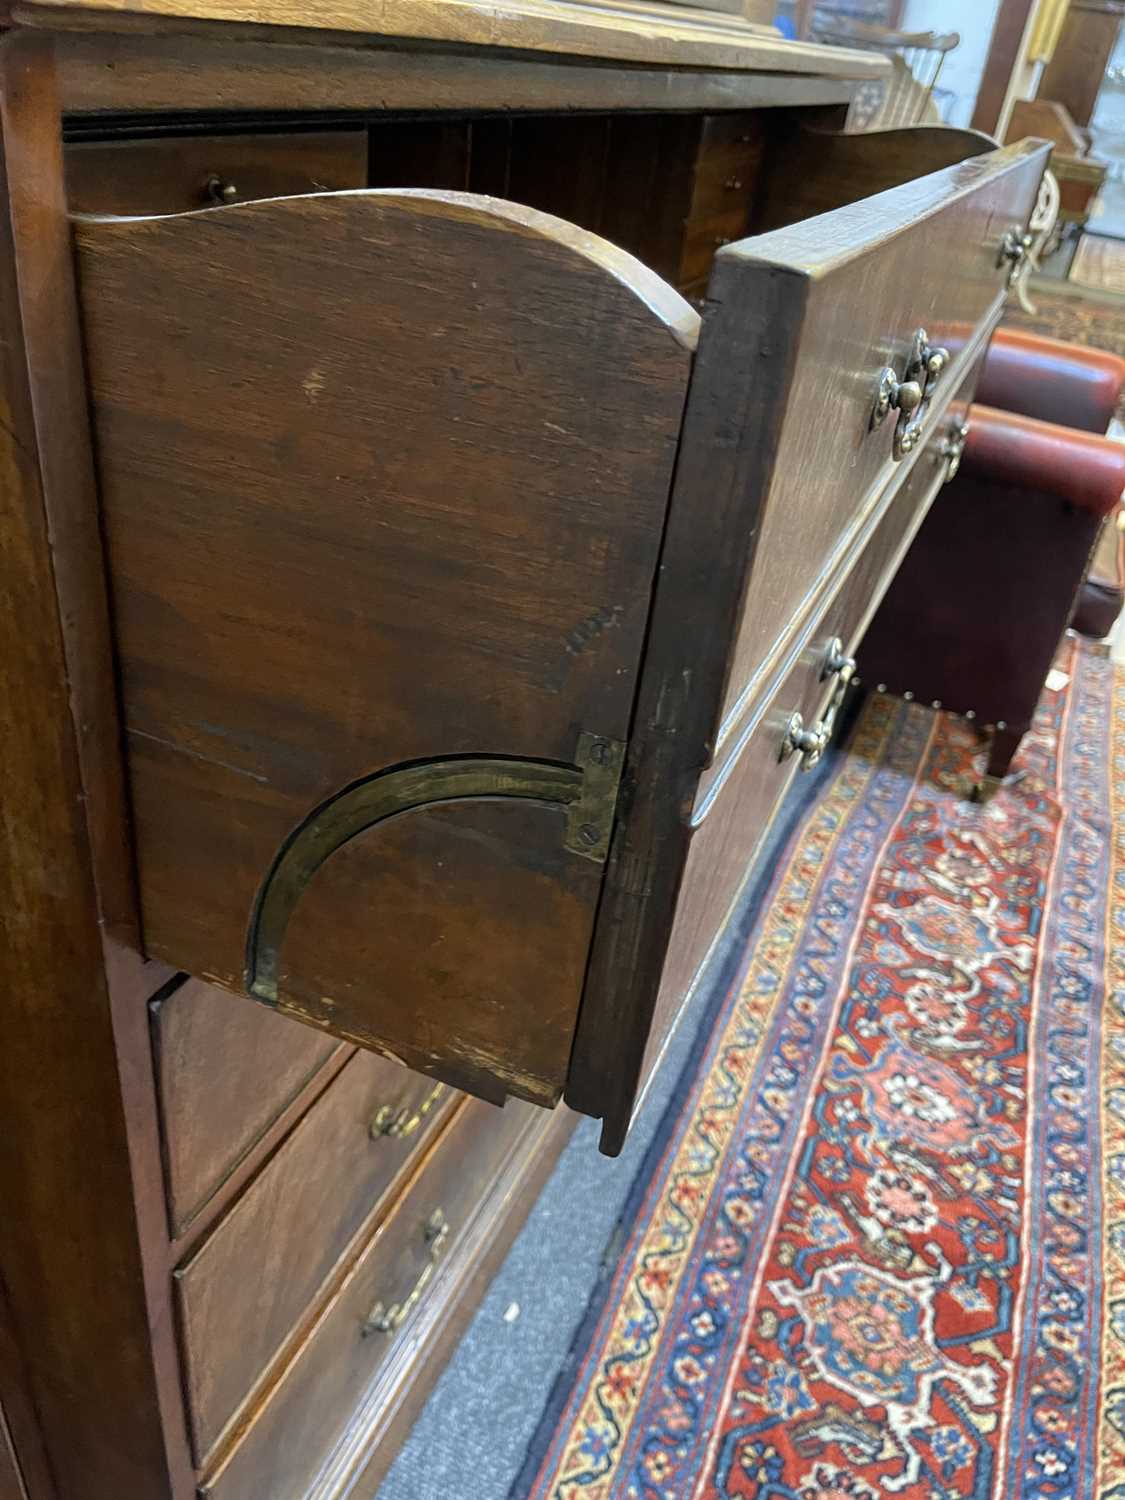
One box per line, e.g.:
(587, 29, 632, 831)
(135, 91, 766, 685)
(1041, 0, 1123, 130)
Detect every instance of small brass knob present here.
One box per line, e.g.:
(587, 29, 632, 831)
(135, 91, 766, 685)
(925, 346, 950, 380)
(204, 174, 239, 205)
(895, 380, 923, 415)
(822, 638, 857, 683)
(779, 711, 827, 766)
(872, 368, 922, 428)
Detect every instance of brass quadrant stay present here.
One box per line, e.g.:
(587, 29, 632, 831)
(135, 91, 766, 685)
(245, 734, 624, 1005)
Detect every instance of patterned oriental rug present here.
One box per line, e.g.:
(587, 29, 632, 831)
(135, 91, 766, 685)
(515, 637, 1124, 1500)
(1002, 279, 1125, 365)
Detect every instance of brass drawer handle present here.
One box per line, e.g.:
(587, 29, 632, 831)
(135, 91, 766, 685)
(369, 1081, 446, 1141)
(940, 420, 971, 483)
(361, 1209, 449, 1337)
(872, 327, 950, 461)
(779, 638, 856, 771)
(998, 226, 1033, 284)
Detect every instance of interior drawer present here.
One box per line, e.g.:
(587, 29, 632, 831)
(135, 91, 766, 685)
(151, 977, 341, 1234)
(198, 1094, 540, 1500)
(176, 1049, 456, 1462)
(65, 130, 368, 215)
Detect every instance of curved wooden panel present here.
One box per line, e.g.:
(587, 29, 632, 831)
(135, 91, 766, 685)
(280, 794, 605, 1102)
(75, 188, 692, 1108)
(246, 755, 581, 1004)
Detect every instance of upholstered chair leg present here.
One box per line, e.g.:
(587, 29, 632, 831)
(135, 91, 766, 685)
(973, 724, 1025, 802)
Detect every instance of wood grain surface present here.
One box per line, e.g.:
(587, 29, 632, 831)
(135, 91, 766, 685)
(74, 188, 696, 1110)
(65, 128, 368, 215)
(569, 136, 1047, 1152)
(152, 978, 342, 1234)
(308, 1100, 575, 1499)
(970, 0, 1036, 136)
(1040, 0, 1123, 130)
(198, 1095, 542, 1500)
(0, 31, 173, 1499)
(176, 1050, 456, 1462)
(638, 351, 982, 1102)
(19, 0, 887, 77)
(714, 138, 1048, 754)
(50, 30, 863, 116)
(752, 120, 1002, 231)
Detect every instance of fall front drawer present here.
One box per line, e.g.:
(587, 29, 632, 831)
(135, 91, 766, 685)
(65, 132, 1048, 1160)
(198, 1094, 542, 1500)
(176, 1049, 455, 1462)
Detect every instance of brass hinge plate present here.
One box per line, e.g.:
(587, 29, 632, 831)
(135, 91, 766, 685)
(564, 730, 626, 864)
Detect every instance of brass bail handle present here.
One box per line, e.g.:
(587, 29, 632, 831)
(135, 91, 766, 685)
(940, 419, 971, 484)
(779, 638, 857, 771)
(871, 327, 950, 461)
(361, 1208, 449, 1338)
(999, 226, 1034, 286)
(369, 1080, 446, 1141)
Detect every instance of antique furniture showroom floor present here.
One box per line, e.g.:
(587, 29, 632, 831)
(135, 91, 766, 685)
(0, 0, 1068, 1495)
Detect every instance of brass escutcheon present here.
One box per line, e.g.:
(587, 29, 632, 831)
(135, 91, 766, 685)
(872, 328, 950, 461)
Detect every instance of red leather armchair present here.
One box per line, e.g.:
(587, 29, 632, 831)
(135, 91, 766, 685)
(977, 328, 1125, 434)
(861, 330, 1125, 798)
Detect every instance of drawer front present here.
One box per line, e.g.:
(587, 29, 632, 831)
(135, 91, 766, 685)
(641, 356, 981, 1090)
(65, 130, 368, 216)
(711, 139, 1047, 753)
(176, 1049, 456, 1462)
(199, 1095, 540, 1500)
(569, 143, 1045, 1154)
(152, 978, 341, 1234)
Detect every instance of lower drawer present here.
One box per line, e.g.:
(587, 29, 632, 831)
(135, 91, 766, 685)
(198, 1094, 541, 1500)
(152, 978, 342, 1234)
(637, 355, 980, 1091)
(177, 1049, 455, 1462)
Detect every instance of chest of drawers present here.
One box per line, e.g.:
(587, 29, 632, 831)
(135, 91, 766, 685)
(0, 7, 1046, 1497)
